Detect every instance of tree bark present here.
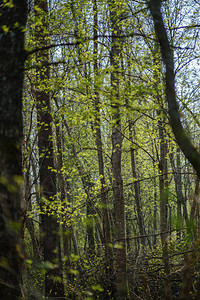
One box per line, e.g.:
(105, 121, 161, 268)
(0, 1, 27, 298)
(109, 1, 128, 298)
(34, 0, 64, 297)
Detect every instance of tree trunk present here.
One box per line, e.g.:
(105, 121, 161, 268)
(24, 164, 41, 262)
(55, 122, 72, 264)
(159, 120, 172, 300)
(190, 175, 199, 237)
(129, 123, 146, 248)
(152, 139, 158, 247)
(34, 0, 64, 297)
(93, 0, 114, 295)
(109, 1, 128, 298)
(0, 1, 27, 298)
(148, 0, 200, 178)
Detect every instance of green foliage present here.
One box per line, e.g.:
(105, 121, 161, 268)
(22, 0, 200, 298)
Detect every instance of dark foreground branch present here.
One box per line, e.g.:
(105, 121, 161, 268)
(148, 0, 200, 178)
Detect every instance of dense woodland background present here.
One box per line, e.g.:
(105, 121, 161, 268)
(1, 0, 200, 299)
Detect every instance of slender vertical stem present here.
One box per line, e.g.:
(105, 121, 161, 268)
(109, 1, 128, 298)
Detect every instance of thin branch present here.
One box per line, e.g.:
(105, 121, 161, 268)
(26, 42, 80, 57)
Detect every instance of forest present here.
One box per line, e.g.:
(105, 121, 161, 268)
(1, 0, 200, 299)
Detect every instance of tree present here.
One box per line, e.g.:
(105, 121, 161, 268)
(148, 0, 200, 177)
(93, 0, 114, 296)
(17, 0, 200, 298)
(109, 1, 128, 298)
(34, 0, 64, 297)
(0, 0, 27, 298)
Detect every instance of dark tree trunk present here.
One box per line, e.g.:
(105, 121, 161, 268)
(148, 0, 200, 178)
(0, 1, 27, 298)
(34, 0, 64, 297)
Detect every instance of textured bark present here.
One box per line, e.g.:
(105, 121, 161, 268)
(34, 0, 64, 297)
(148, 0, 200, 178)
(0, 1, 27, 298)
(110, 1, 128, 298)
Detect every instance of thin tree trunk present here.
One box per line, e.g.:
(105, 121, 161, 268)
(93, 0, 114, 295)
(177, 148, 188, 221)
(159, 120, 172, 300)
(109, 1, 128, 298)
(152, 139, 158, 247)
(24, 165, 41, 262)
(129, 123, 146, 248)
(55, 121, 78, 299)
(170, 147, 188, 228)
(190, 175, 199, 237)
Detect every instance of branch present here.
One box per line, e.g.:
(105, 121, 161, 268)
(25, 42, 80, 58)
(148, 0, 200, 178)
(25, 31, 155, 59)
